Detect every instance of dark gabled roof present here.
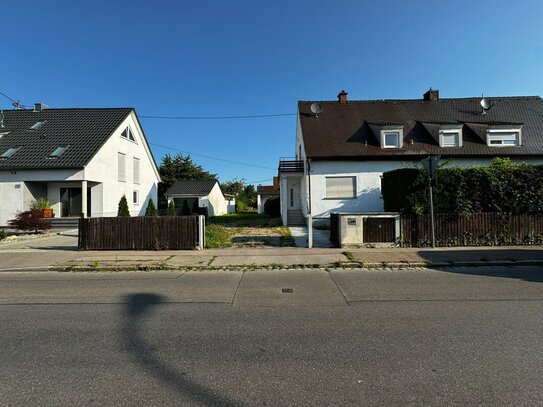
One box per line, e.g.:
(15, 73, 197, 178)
(165, 179, 219, 197)
(0, 107, 133, 169)
(298, 96, 543, 159)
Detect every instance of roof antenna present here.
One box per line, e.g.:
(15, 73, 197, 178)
(480, 94, 494, 115)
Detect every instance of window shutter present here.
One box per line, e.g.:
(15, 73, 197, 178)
(133, 157, 140, 184)
(118, 152, 126, 182)
(325, 177, 356, 198)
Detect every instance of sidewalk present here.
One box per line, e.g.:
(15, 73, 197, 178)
(2, 233, 543, 271)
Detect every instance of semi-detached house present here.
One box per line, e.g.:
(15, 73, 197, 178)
(279, 90, 543, 227)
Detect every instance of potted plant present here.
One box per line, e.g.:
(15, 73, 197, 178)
(31, 198, 54, 218)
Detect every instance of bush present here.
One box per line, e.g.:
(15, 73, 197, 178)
(264, 197, 280, 217)
(167, 200, 176, 216)
(117, 195, 130, 217)
(0, 229, 6, 240)
(8, 210, 51, 232)
(236, 200, 247, 212)
(381, 158, 543, 215)
(145, 198, 158, 216)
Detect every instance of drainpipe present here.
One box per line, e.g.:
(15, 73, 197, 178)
(307, 158, 313, 248)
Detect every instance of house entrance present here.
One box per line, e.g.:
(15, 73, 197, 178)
(60, 188, 91, 217)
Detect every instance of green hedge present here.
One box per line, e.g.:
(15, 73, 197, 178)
(382, 158, 543, 215)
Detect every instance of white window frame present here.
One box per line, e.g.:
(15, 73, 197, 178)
(120, 126, 137, 143)
(380, 126, 403, 149)
(325, 176, 357, 199)
(486, 127, 522, 147)
(439, 125, 463, 147)
(133, 190, 139, 205)
(118, 152, 126, 182)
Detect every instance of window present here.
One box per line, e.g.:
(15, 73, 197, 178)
(380, 127, 403, 148)
(49, 146, 67, 158)
(439, 126, 463, 147)
(0, 132, 9, 138)
(28, 121, 45, 130)
(118, 152, 126, 182)
(487, 129, 521, 146)
(133, 190, 139, 205)
(121, 127, 136, 142)
(133, 157, 140, 184)
(0, 147, 21, 159)
(325, 176, 356, 199)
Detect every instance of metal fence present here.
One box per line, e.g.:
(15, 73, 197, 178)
(78, 216, 203, 250)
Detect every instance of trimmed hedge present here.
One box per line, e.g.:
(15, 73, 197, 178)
(382, 158, 543, 215)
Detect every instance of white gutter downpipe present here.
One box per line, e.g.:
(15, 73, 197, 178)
(307, 158, 313, 248)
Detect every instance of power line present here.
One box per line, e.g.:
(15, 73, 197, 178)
(140, 113, 296, 120)
(0, 90, 26, 109)
(149, 142, 276, 170)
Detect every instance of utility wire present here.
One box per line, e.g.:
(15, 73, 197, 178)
(0, 90, 26, 109)
(140, 113, 296, 120)
(149, 142, 276, 170)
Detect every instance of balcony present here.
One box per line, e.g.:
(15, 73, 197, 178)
(278, 158, 304, 173)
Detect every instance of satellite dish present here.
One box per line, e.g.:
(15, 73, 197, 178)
(310, 103, 323, 116)
(480, 96, 493, 114)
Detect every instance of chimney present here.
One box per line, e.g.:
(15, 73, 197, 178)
(423, 89, 439, 101)
(338, 90, 348, 104)
(34, 103, 49, 112)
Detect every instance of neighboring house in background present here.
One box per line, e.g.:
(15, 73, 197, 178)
(279, 89, 543, 226)
(0, 104, 160, 226)
(164, 179, 235, 217)
(256, 176, 280, 214)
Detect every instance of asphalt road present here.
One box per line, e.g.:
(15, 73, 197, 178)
(0, 267, 542, 406)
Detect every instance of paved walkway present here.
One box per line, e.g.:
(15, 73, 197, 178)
(288, 226, 333, 248)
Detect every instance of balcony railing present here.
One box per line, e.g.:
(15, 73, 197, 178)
(278, 157, 304, 173)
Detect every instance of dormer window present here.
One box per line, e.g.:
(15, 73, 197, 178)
(439, 125, 463, 147)
(380, 127, 403, 148)
(0, 146, 21, 159)
(121, 127, 136, 142)
(486, 127, 521, 146)
(49, 146, 67, 158)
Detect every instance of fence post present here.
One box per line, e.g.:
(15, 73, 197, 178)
(198, 215, 205, 250)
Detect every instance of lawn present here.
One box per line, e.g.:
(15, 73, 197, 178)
(205, 212, 293, 248)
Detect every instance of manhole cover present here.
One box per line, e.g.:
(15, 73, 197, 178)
(282, 288, 293, 293)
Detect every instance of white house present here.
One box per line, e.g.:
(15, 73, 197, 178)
(279, 90, 543, 227)
(0, 104, 160, 226)
(256, 177, 280, 214)
(164, 179, 235, 217)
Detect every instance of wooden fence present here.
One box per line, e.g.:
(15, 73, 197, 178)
(400, 212, 543, 247)
(78, 216, 202, 250)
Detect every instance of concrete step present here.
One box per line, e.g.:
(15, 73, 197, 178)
(46, 218, 80, 229)
(287, 211, 305, 226)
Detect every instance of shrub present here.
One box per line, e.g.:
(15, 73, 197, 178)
(145, 198, 158, 216)
(167, 200, 177, 216)
(236, 200, 247, 212)
(8, 210, 51, 232)
(0, 229, 6, 240)
(31, 197, 52, 210)
(117, 195, 130, 217)
(264, 197, 280, 217)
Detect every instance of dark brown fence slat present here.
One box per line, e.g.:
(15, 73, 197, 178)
(399, 212, 543, 247)
(78, 216, 200, 250)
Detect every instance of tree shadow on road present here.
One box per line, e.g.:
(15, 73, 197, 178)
(120, 293, 244, 406)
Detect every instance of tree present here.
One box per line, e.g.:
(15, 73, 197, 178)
(8, 209, 51, 233)
(145, 198, 158, 216)
(159, 154, 217, 190)
(167, 200, 177, 216)
(117, 195, 130, 217)
(221, 178, 257, 211)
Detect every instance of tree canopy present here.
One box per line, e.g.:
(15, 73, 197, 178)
(159, 154, 217, 190)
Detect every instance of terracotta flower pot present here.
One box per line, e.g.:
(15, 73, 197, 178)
(42, 208, 53, 218)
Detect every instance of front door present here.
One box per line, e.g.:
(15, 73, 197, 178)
(287, 179, 301, 210)
(60, 188, 91, 217)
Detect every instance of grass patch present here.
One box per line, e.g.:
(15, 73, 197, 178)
(208, 212, 278, 227)
(342, 251, 355, 261)
(205, 224, 237, 248)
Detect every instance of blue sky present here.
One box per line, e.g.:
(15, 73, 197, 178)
(2, 0, 542, 184)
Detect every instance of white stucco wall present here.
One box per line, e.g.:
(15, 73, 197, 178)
(303, 157, 543, 221)
(84, 111, 160, 217)
(202, 183, 228, 217)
